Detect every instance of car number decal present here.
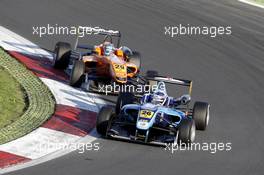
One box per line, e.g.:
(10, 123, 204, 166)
(139, 110, 154, 119)
(113, 64, 126, 74)
(114, 64, 125, 70)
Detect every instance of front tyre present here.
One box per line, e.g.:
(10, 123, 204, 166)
(193, 102, 210, 130)
(178, 119, 196, 144)
(116, 92, 135, 114)
(69, 60, 85, 87)
(146, 70, 159, 78)
(96, 106, 114, 136)
(53, 42, 71, 69)
(129, 51, 141, 72)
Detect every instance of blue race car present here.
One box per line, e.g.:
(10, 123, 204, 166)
(96, 77, 210, 145)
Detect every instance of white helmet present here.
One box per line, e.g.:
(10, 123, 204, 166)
(152, 82, 168, 105)
(103, 42, 114, 56)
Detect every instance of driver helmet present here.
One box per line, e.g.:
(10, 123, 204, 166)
(152, 91, 167, 105)
(103, 42, 114, 56)
(151, 82, 168, 105)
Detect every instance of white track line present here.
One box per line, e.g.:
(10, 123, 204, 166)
(238, 0, 264, 9)
(40, 78, 104, 112)
(0, 129, 98, 175)
(0, 26, 53, 60)
(0, 128, 81, 159)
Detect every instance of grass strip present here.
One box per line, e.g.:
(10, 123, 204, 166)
(252, 0, 264, 5)
(0, 67, 27, 129)
(0, 48, 55, 144)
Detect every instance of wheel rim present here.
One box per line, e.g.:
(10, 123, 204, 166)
(118, 100, 123, 114)
(52, 48, 58, 66)
(190, 123, 196, 142)
(144, 130, 149, 143)
(174, 131, 179, 144)
(120, 100, 123, 110)
(206, 106, 210, 126)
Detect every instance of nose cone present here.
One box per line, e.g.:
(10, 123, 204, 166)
(113, 64, 127, 83)
(137, 119, 151, 130)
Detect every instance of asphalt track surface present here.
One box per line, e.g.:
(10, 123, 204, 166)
(1, 0, 264, 174)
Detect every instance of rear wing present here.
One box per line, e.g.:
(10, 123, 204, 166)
(74, 27, 121, 49)
(145, 76, 193, 96)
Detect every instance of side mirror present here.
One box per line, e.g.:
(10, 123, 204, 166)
(180, 94, 191, 105)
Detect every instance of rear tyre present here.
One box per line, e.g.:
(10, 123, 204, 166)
(178, 118, 196, 144)
(129, 51, 141, 72)
(116, 92, 135, 114)
(69, 60, 85, 87)
(53, 42, 71, 69)
(193, 102, 210, 130)
(146, 70, 159, 78)
(96, 106, 114, 136)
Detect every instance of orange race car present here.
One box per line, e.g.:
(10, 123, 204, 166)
(52, 29, 141, 93)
